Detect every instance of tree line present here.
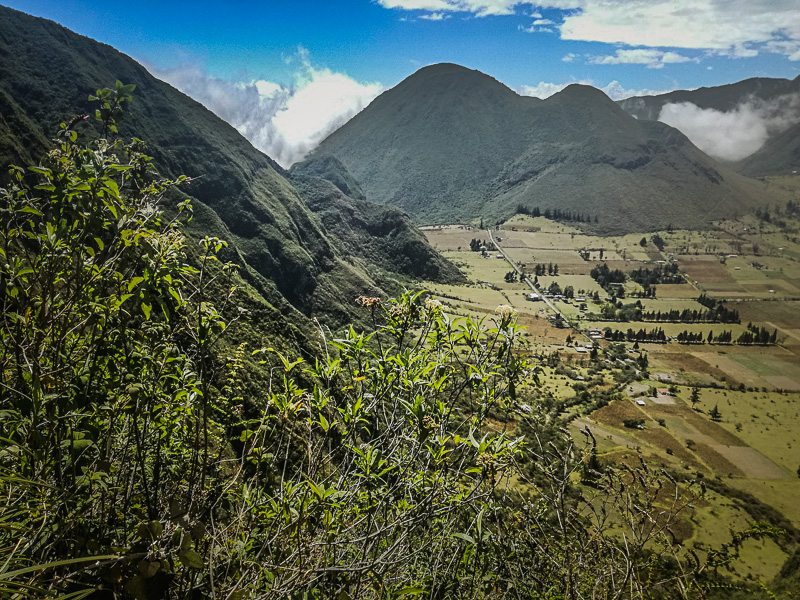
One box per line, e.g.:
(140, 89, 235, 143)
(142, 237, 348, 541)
(516, 204, 597, 223)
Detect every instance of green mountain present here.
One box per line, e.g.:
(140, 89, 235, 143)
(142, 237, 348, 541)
(0, 6, 460, 346)
(310, 63, 777, 234)
(734, 121, 800, 177)
(618, 76, 800, 121)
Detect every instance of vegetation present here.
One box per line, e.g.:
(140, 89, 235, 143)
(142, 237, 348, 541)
(629, 263, 683, 286)
(515, 204, 594, 223)
(0, 86, 781, 600)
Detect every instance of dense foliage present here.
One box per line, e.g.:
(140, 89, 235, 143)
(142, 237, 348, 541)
(0, 87, 785, 600)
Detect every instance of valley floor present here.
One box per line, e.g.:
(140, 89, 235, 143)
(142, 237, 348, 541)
(422, 206, 800, 586)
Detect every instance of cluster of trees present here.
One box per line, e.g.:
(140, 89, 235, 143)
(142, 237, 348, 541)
(629, 262, 683, 286)
(590, 262, 626, 293)
(504, 270, 518, 282)
(545, 282, 575, 297)
(531, 262, 559, 276)
(697, 294, 741, 323)
(515, 204, 596, 223)
(469, 237, 489, 251)
(739, 324, 779, 345)
(651, 234, 666, 251)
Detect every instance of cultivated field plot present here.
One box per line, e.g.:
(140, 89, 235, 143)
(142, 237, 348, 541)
(420, 224, 484, 251)
(439, 250, 526, 290)
(677, 255, 739, 284)
(651, 283, 701, 299)
(689, 349, 800, 391)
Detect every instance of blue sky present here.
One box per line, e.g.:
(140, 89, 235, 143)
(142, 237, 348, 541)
(7, 0, 799, 90)
(5, 0, 800, 165)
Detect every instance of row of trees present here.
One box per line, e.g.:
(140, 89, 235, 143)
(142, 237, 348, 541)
(697, 294, 741, 323)
(515, 204, 597, 223)
(531, 262, 559, 276)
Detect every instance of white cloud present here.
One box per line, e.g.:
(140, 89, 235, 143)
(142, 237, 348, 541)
(562, 52, 578, 62)
(378, 1, 800, 60)
(420, 11, 448, 19)
(546, 0, 800, 60)
(766, 40, 800, 61)
(658, 93, 800, 161)
(533, 18, 554, 25)
(377, 0, 525, 17)
(589, 48, 695, 69)
(517, 80, 591, 98)
(519, 23, 555, 33)
(148, 50, 383, 167)
(518, 79, 675, 100)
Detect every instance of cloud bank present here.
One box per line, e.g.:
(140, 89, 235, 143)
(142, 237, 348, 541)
(148, 52, 383, 167)
(657, 94, 800, 161)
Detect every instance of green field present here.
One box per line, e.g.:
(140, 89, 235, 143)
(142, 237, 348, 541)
(423, 212, 800, 577)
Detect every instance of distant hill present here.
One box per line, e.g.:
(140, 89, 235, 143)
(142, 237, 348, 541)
(311, 63, 779, 234)
(0, 6, 461, 349)
(618, 76, 800, 121)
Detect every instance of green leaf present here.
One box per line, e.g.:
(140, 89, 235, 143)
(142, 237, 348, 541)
(141, 302, 152, 320)
(128, 276, 145, 292)
(18, 206, 43, 216)
(178, 549, 204, 569)
(451, 533, 475, 544)
(394, 587, 426, 597)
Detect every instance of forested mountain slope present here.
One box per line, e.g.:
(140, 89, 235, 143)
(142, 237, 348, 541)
(0, 5, 460, 347)
(311, 63, 780, 233)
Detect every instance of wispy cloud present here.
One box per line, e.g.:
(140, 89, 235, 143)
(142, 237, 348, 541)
(552, 0, 800, 61)
(518, 79, 675, 101)
(419, 11, 448, 20)
(377, 0, 524, 17)
(147, 49, 382, 167)
(588, 48, 696, 69)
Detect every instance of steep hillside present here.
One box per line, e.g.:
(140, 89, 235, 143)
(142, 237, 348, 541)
(0, 6, 459, 341)
(311, 64, 778, 233)
(292, 156, 465, 286)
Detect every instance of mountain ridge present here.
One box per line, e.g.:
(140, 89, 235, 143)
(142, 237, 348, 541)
(311, 63, 780, 233)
